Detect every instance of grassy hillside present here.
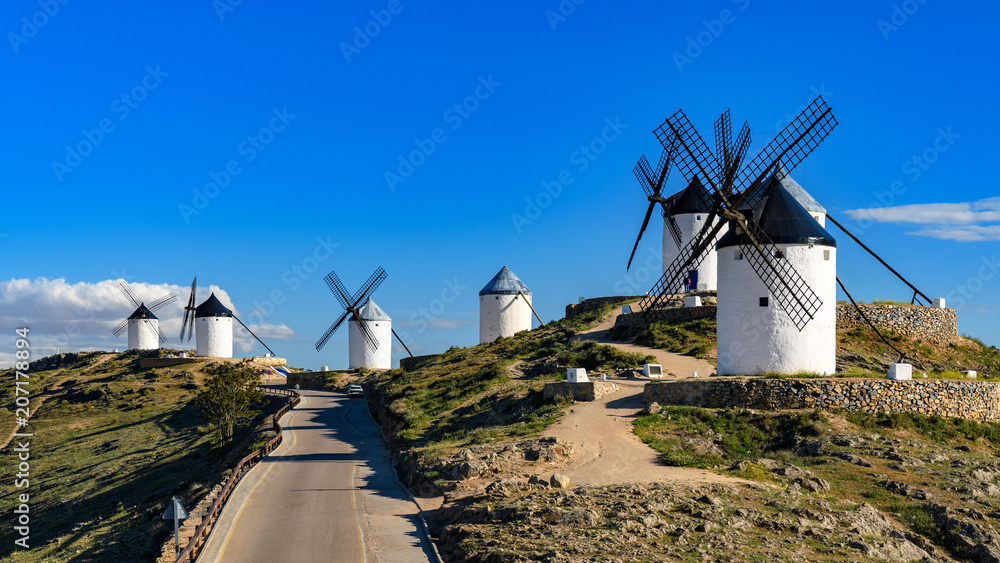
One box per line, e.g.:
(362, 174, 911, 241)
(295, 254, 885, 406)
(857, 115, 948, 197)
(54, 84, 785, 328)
(369, 308, 653, 450)
(0, 351, 282, 562)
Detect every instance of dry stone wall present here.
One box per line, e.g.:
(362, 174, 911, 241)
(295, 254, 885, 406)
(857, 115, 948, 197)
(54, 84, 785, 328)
(613, 307, 717, 330)
(835, 303, 956, 343)
(544, 381, 618, 402)
(645, 378, 1000, 422)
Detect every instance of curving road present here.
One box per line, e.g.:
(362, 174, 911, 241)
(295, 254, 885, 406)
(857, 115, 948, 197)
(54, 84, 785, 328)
(198, 389, 434, 563)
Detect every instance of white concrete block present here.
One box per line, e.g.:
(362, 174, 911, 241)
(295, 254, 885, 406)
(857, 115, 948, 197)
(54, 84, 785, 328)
(965, 370, 977, 379)
(179, 352, 187, 358)
(933, 298, 946, 308)
(622, 305, 632, 314)
(567, 368, 589, 383)
(643, 363, 663, 378)
(321, 365, 329, 372)
(887, 363, 912, 380)
(683, 296, 702, 307)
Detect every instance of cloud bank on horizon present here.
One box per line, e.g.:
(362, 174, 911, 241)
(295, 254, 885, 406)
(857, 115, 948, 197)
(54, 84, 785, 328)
(845, 197, 1000, 242)
(0, 278, 295, 367)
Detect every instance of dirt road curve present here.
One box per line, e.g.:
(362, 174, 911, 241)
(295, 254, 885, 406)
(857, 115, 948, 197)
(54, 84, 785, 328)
(198, 389, 434, 563)
(541, 303, 746, 487)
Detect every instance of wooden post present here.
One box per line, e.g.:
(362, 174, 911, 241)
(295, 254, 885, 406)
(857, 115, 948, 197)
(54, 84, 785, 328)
(517, 291, 544, 326)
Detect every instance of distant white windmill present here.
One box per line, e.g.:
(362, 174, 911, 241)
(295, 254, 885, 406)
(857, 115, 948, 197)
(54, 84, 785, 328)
(479, 266, 541, 343)
(315, 267, 412, 370)
(111, 281, 176, 351)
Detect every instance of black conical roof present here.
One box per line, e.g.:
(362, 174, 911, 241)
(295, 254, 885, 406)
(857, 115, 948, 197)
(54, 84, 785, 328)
(128, 303, 157, 320)
(194, 293, 233, 318)
(669, 177, 714, 215)
(717, 175, 836, 249)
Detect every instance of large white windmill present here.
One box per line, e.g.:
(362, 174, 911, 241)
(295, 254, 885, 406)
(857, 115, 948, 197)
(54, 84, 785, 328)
(635, 97, 839, 376)
(111, 281, 176, 351)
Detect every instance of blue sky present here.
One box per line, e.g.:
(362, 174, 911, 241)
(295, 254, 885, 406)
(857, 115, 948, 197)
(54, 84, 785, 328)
(2, 0, 998, 368)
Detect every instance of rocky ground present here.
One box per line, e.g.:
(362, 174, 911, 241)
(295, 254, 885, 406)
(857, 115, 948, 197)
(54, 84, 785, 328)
(403, 422, 1000, 562)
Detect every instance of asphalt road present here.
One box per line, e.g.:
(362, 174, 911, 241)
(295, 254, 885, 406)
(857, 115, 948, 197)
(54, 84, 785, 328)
(198, 389, 434, 563)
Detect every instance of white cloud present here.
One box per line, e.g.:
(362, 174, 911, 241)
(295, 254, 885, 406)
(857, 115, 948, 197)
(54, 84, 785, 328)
(845, 197, 1000, 242)
(0, 278, 296, 365)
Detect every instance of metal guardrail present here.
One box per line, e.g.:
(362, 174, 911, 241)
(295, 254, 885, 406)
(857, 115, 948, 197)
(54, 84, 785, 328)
(174, 386, 300, 562)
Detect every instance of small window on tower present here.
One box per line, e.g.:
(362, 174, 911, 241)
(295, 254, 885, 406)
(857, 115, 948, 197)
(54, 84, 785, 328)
(696, 215, 702, 220)
(735, 251, 743, 260)
(774, 250, 785, 259)
(824, 250, 830, 260)
(496, 296, 500, 300)
(759, 297, 769, 307)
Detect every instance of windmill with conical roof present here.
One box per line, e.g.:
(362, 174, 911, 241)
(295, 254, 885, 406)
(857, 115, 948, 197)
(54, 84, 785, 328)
(479, 266, 542, 343)
(111, 281, 176, 351)
(633, 97, 839, 375)
(315, 267, 412, 370)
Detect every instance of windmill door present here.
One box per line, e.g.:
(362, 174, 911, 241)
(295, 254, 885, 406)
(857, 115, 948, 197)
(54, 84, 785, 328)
(687, 270, 698, 291)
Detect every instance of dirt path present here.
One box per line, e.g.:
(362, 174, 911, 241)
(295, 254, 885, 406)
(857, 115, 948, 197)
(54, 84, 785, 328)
(571, 301, 715, 378)
(539, 304, 746, 487)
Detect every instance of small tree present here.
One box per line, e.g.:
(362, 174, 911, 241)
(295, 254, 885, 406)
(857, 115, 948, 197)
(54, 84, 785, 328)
(195, 361, 264, 446)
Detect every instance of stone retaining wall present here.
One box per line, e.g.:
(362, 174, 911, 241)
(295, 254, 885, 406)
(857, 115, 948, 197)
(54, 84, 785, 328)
(544, 381, 618, 402)
(565, 296, 645, 319)
(836, 303, 957, 343)
(644, 378, 1000, 422)
(613, 307, 717, 330)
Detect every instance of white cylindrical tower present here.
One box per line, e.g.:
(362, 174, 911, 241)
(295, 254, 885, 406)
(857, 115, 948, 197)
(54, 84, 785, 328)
(195, 293, 234, 358)
(662, 177, 725, 292)
(348, 298, 392, 369)
(716, 177, 837, 376)
(479, 266, 533, 344)
(127, 304, 160, 350)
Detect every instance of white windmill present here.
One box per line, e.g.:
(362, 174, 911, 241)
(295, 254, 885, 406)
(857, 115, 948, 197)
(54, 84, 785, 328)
(716, 175, 837, 375)
(179, 277, 276, 359)
(636, 97, 838, 376)
(315, 267, 412, 370)
(111, 281, 176, 351)
(479, 266, 541, 344)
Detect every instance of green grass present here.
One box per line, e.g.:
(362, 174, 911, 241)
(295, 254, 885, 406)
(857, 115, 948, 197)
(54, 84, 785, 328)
(372, 313, 653, 448)
(0, 351, 284, 562)
(632, 407, 828, 467)
(843, 410, 1000, 445)
(626, 318, 716, 360)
